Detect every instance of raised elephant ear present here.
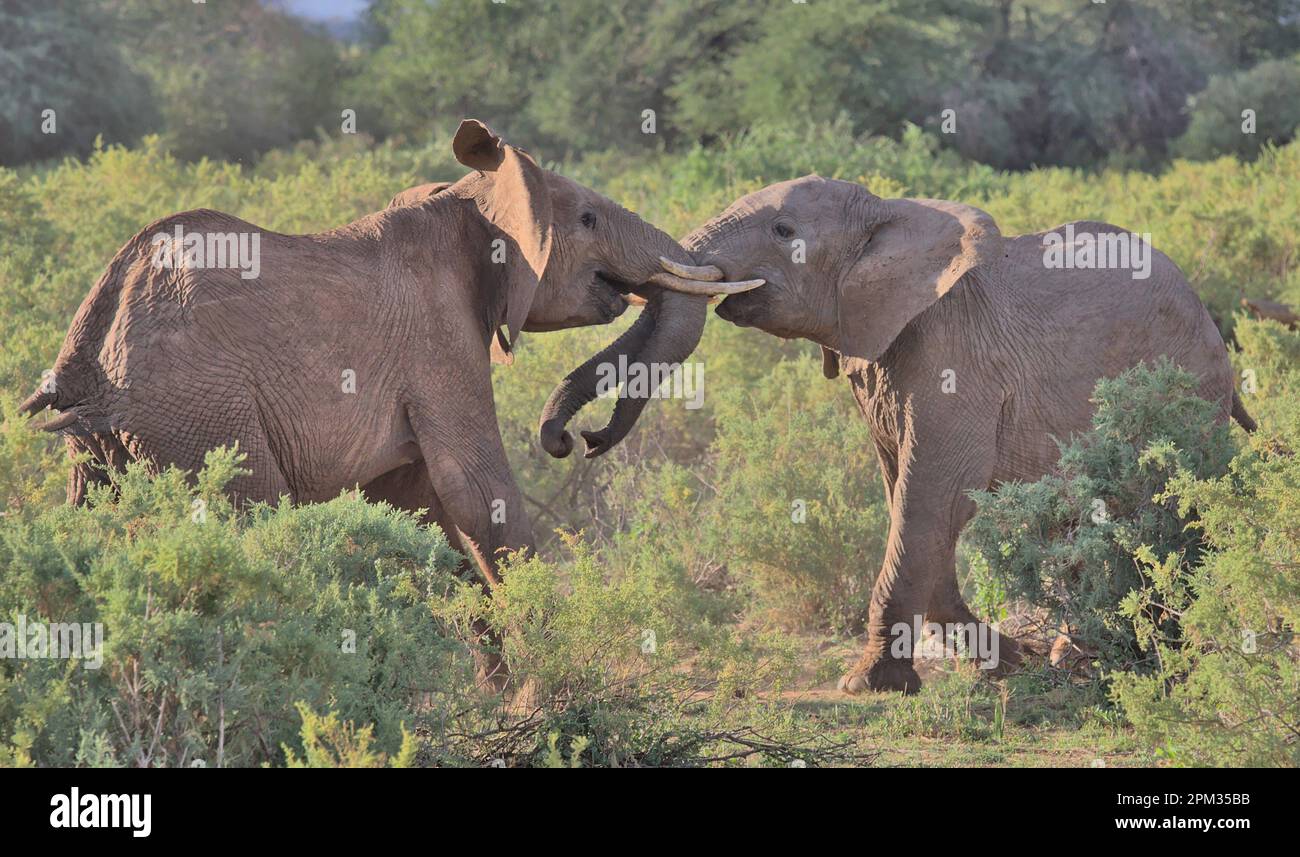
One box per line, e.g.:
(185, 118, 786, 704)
(837, 198, 999, 363)
(453, 119, 553, 362)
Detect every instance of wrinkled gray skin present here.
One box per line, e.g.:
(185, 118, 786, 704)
(20, 121, 717, 603)
(683, 175, 1254, 694)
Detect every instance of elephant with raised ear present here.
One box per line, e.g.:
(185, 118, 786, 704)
(19, 119, 759, 600)
(673, 175, 1254, 694)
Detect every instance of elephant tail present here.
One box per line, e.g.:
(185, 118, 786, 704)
(1231, 390, 1257, 433)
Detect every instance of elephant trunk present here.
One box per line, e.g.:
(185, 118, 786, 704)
(577, 290, 708, 458)
(538, 224, 761, 459)
(538, 306, 658, 458)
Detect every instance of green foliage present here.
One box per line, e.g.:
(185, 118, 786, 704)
(0, 0, 158, 165)
(965, 361, 1238, 671)
(6, 1, 1300, 169)
(1231, 315, 1300, 430)
(109, 0, 343, 163)
(283, 704, 418, 769)
(1112, 394, 1300, 766)
(0, 443, 867, 767)
(0, 447, 472, 767)
(709, 358, 888, 634)
(427, 537, 865, 767)
(1175, 55, 1300, 162)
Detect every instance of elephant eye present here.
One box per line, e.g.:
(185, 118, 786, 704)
(580, 211, 597, 230)
(772, 221, 795, 239)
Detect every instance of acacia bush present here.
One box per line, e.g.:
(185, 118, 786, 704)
(1110, 319, 1300, 766)
(964, 361, 1239, 672)
(0, 446, 867, 767)
(0, 447, 471, 767)
(1112, 398, 1300, 766)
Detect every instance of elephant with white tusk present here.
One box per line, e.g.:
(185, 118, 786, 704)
(18, 119, 760, 602)
(674, 175, 1253, 694)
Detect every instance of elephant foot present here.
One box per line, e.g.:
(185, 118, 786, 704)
(837, 656, 921, 695)
(983, 630, 1022, 677)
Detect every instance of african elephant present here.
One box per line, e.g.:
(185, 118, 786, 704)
(672, 175, 1254, 694)
(19, 119, 758, 596)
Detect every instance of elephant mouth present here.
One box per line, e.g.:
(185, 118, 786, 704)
(593, 272, 635, 321)
(715, 290, 762, 326)
(714, 295, 746, 324)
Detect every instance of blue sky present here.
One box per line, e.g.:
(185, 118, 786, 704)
(277, 0, 370, 21)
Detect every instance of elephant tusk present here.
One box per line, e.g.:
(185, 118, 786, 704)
(658, 256, 724, 281)
(647, 272, 765, 296)
(624, 293, 648, 306)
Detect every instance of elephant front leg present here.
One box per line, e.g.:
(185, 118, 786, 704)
(837, 507, 930, 695)
(925, 568, 1022, 677)
(839, 433, 994, 694)
(406, 400, 536, 589)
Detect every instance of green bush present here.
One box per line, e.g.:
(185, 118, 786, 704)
(431, 536, 869, 767)
(1112, 394, 1300, 766)
(0, 447, 472, 767)
(965, 360, 1238, 672)
(709, 358, 887, 635)
(1174, 55, 1300, 162)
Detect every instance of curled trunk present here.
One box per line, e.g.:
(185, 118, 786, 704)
(537, 306, 657, 457)
(537, 289, 708, 458)
(577, 290, 707, 458)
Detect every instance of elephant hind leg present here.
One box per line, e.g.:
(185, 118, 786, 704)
(63, 431, 133, 505)
(925, 568, 1022, 675)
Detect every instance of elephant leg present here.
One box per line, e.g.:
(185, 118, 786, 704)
(362, 462, 509, 691)
(64, 433, 117, 506)
(839, 421, 996, 695)
(924, 528, 1022, 676)
(405, 404, 534, 589)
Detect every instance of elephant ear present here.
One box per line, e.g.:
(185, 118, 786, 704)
(453, 119, 553, 362)
(837, 198, 998, 363)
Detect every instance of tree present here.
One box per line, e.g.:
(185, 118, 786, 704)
(0, 0, 158, 165)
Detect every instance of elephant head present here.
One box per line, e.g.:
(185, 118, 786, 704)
(671, 175, 998, 375)
(398, 121, 761, 457)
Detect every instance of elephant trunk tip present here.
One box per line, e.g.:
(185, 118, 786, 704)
(579, 428, 614, 459)
(539, 418, 574, 458)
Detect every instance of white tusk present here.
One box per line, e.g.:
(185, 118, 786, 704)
(647, 272, 765, 296)
(625, 293, 648, 306)
(658, 256, 723, 281)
